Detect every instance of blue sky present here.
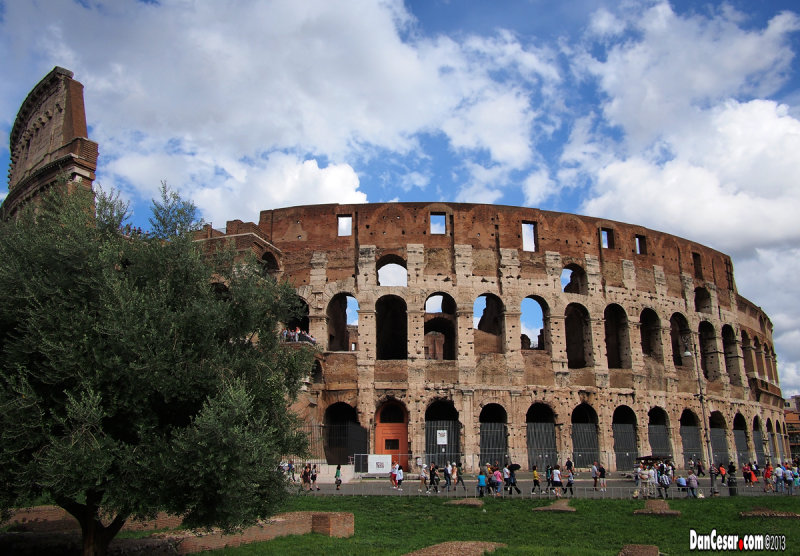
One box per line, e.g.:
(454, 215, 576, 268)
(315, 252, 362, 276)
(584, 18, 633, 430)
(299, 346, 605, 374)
(1, 0, 799, 396)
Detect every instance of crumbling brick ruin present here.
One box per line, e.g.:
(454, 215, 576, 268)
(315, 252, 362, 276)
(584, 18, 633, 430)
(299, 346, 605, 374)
(4, 68, 787, 473)
(198, 202, 788, 471)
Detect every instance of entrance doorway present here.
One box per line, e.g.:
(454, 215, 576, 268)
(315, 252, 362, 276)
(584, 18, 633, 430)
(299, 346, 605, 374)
(375, 401, 409, 470)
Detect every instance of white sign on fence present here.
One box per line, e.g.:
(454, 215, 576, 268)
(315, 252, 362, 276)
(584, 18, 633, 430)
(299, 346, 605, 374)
(436, 429, 448, 445)
(368, 454, 392, 474)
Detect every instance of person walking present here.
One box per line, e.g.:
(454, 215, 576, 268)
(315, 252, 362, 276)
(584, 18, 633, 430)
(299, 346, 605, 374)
(687, 469, 698, 498)
(419, 464, 429, 492)
(444, 461, 452, 491)
(508, 463, 522, 495)
(396, 464, 404, 491)
(531, 465, 541, 494)
(390, 461, 398, 489)
(453, 462, 467, 491)
(551, 465, 563, 498)
(311, 464, 320, 491)
(477, 469, 487, 497)
(591, 461, 599, 491)
(564, 468, 575, 497)
(334, 464, 342, 490)
(598, 463, 607, 492)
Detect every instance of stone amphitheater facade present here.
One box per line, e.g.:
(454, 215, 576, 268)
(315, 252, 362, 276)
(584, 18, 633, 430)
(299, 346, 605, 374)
(197, 202, 788, 471)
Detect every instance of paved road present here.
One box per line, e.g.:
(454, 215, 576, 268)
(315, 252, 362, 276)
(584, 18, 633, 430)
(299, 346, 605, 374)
(292, 472, 789, 499)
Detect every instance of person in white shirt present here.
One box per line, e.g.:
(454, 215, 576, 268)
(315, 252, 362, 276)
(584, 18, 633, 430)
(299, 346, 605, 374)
(395, 465, 404, 490)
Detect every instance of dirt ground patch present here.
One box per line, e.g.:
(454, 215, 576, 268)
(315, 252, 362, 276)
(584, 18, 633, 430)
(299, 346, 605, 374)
(404, 541, 506, 556)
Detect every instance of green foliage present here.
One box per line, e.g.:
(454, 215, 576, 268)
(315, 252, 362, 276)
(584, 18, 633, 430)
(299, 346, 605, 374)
(148, 180, 204, 239)
(0, 188, 313, 551)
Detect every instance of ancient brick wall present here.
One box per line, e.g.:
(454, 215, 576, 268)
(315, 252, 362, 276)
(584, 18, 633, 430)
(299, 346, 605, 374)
(204, 202, 788, 471)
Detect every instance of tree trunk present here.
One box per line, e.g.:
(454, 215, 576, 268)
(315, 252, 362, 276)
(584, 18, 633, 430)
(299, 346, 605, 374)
(57, 494, 127, 556)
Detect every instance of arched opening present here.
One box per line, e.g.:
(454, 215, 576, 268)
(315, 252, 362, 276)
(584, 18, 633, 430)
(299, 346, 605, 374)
(752, 416, 766, 465)
(753, 338, 765, 379)
(425, 399, 461, 467)
(565, 303, 592, 369)
(604, 304, 631, 369)
(285, 299, 311, 342)
(699, 321, 719, 381)
(732, 413, 749, 466)
(766, 419, 776, 462)
(327, 293, 359, 351)
(377, 255, 408, 286)
(741, 331, 755, 377)
(310, 360, 323, 384)
(520, 296, 549, 351)
(260, 251, 280, 278)
(648, 407, 672, 457)
(561, 264, 588, 294)
(571, 403, 599, 467)
(376, 295, 407, 360)
(612, 405, 638, 471)
(323, 402, 368, 465)
(424, 293, 457, 360)
(375, 400, 409, 470)
(670, 313, 691, 368)
(721, 325, 740, 385)
(777, 422, 786, 462)
(473, 293, 505, 355)
(694, 287, 712, 313)
(526, 403, 557, 469)
(709, 411, 729, 467)
(479, 403, 508, 465)
(679, 409, 703, 468)
(639, 309, 662, 362)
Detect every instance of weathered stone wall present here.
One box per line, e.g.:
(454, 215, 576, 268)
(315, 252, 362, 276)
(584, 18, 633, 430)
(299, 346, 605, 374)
(204, 201, 788, 471)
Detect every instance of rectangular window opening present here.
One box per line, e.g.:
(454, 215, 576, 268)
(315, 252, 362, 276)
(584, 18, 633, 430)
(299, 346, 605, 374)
(522, 221, 538, 252)
(430, 212, 446, 234)
(337, 215, 352, 236)
(601, 228, 615, 249)
(635, 235, 647, 255)
(384, 439, 400, 450)
(693, 252, 703, 279)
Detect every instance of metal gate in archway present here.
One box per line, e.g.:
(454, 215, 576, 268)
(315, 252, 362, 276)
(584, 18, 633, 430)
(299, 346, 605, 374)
(648, 424, 672, 457)
(526, 422, 557, 470)
(571, 423, 599, 467)
(710, 428, 729, 466)
(322, 422, 369, 467)
(479, 422, 508, 465)
(425, 420, 461, 467)
(733, 429, 750, 465)
(753, 429, 765, 465)
(680, 425, 703, 467)
(612, 423, 638, 471)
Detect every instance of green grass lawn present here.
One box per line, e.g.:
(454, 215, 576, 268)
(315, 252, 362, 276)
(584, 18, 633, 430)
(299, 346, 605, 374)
(205, 495, 800, 555)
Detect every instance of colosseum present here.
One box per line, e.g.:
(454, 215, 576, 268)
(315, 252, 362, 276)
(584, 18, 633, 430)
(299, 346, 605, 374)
(197, 202, 789, 473)
(4, 67, 789, 473)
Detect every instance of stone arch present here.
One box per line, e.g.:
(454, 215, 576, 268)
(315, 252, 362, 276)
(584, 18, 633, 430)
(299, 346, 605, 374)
(424, 292, 457, 360)
(473, 293, 505, 356)
(679, 409, 703, 467)
(709, 411, 729, 466)
(327, 292, 359, 351)
(699, 321, 720, 381)
(694, 286, 712, 313)
(721, 325, 740, 385)
(604, 304, 631, 369)
(376, 295, 407, 360)
(562, 263, 588, 295)
(520, 295, 549, 352)
(741, 331, 755, 378)
(260, 250, 280, 278)
(752, 416, 766, 465)
(377, 254, 407, 286)
(479, 403, 508, 465)
(526, 403, 557, 469)
(670, 313, 692, 368)
(648, 407, 672, 457)
(639, 308, 663, 363)
(323, 402, 368, 465)
(571, 403, 599, 467)
(753, 337, 765, 379)
(612, 405, 638, 470)
(565, 303, 592, 369)
(425, 399, 461, 467)
(732, 413, 750, 466)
